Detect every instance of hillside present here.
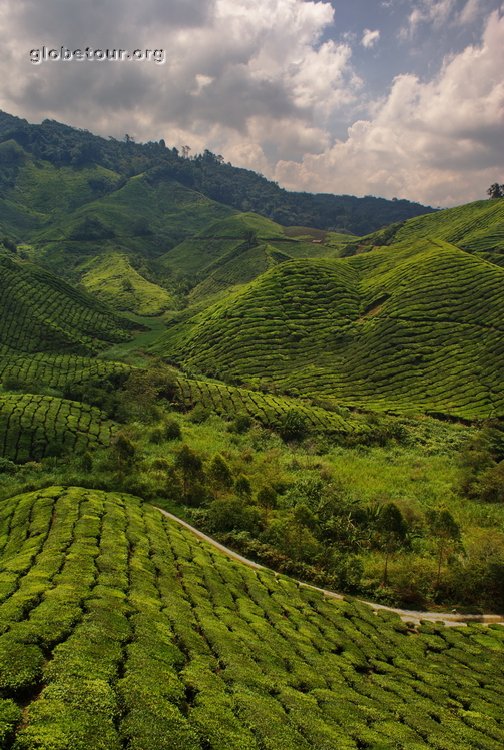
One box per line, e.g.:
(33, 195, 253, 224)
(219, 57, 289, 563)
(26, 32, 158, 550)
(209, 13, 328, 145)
(0, 394, 115, 462)
(0, 110, 433, 236)
(0, 251, 134, 356)
(0, 485, 503, 750)
(368, 199, 504, 267)
(153, 226, 504, 419)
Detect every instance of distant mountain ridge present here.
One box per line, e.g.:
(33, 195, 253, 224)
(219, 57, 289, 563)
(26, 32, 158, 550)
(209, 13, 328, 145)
(0, 110, 434, 235)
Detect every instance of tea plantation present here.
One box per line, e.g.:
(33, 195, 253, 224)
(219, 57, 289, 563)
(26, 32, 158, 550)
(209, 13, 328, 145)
(0, 351, 129, 392)
(155, 231, 504, 419)
(370, 199, 504, 265)
(0, 252, 134, 356)
(0, 395, 116, 462)
(0, 486, 502, 750)
(174, 376, 367, 435)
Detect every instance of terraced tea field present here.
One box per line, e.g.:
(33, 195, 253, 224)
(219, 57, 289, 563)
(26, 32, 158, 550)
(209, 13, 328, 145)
(156, 238, 504, 419)
(0, 486, 503, 750)
(374, 199, 504, 263)
(0, 395, 115, 462)
(174, 376, 365, 435)
(0, 350, 129, 391)
(0, 252, 135, 356)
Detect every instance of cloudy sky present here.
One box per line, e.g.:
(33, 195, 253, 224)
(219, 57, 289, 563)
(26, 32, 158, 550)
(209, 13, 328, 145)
(0, 0, 502, 206)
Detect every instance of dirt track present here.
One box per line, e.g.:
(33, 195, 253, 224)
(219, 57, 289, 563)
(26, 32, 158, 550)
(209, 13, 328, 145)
(156, 507, 504, 628)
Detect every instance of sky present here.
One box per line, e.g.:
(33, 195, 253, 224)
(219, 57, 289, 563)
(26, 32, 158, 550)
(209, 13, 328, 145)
(0, 0, 502, 206)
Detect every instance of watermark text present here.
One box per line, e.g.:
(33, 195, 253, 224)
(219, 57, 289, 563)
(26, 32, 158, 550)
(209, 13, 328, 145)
(29, 46, 166, 65)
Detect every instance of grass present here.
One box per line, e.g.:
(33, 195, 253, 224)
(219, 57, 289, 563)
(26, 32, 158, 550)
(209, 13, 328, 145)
(0, 485, 503, 750)
(369, 199, 504, 264)
(78, 252, 174, 316)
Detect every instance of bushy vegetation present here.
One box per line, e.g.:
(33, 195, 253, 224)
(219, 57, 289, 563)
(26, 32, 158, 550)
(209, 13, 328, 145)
(0, 486, 503, 750)
(155, 236, 504, 420)
(0, 394, 116, 462)
(0, 251, 134, 356)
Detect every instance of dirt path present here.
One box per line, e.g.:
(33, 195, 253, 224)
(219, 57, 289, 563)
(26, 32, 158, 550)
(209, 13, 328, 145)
(156, 507, 504, 627)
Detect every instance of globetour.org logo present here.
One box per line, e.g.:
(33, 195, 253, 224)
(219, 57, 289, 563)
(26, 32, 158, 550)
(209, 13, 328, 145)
(29, 46, 166, 65)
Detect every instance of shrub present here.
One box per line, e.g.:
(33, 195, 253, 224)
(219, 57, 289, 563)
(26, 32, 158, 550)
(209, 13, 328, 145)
(149, 428, 165, 445)
(208, 455, 233, 489)
(188, 404, 210, 424)
(278, 409, 309, 442)
(230, 413, 252, 434)
(477, 460, 504, 503)
(235, 475, 252, 498)
(164, 419, 182, 441)
(0, 457, 17, 474)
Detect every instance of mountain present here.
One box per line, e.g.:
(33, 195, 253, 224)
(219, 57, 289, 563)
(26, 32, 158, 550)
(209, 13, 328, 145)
(0, 110, 434, 236)
(152, 200, 504, 420)
(0, 485, 503, 750)
(365, 198, 504, 267)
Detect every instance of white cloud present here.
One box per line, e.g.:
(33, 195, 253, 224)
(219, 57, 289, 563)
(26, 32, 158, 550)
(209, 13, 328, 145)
(274, 10, 504, 206)
(0, 0, 501, 207)
(0, 0, 359, 161)
(361, 29, 381, 48)
(402, 0, 457, 37)
(457, 0, 483, 25)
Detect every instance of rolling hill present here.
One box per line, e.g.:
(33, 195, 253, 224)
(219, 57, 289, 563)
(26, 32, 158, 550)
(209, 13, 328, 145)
(152, 203, 504, 419)
(367, 199, 504, 267)
(0, 394, 116, 462)
(0, 250, 134, 356)
(0, 485, 503, 750)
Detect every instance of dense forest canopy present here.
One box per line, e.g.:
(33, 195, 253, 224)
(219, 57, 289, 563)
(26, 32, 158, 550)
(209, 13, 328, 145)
(0, 110, 434, 235)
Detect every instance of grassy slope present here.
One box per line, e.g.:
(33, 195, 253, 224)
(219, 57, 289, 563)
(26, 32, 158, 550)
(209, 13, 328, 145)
(0, 251, 134, 356)
(0, 395, 116, 462)
(0, 485, 503, 750)
(1, 156, 235, 315)
(369, 199, 504, 265)
(152, 203, 504, 419)
(78, 252, 174, 316)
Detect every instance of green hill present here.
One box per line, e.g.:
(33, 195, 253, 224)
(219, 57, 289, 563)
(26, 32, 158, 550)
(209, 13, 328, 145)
(0, 351, 129, 392)
(369, 199, 504, 267)
(0, 251, 134, 356)
(0, 110, 433, 237)
(0, 485, 503, 750)
(153, 231, 504, 419)
(0, 395, 116, 462)
(78, 252, 174, 316)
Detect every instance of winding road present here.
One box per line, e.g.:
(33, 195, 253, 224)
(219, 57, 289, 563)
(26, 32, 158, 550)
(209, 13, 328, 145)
(156, 507, 504, 628)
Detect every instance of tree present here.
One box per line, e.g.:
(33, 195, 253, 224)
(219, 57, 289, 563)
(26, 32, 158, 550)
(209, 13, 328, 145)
(235, 475, 252, 499)
(174, 445, 204, 502)
(208, 454, 233, 489)
(426, 509, 461, 591)
(257, 485, 278, 510)
(487, 183, 504, 199)
(375, 503, 408, 585)
(110, 431, 137, 474)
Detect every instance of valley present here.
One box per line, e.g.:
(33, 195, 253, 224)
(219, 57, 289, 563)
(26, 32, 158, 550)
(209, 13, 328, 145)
(0, 112, 503, 749)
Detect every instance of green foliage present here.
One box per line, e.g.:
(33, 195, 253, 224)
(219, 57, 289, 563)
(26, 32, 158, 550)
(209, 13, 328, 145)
(279, 409, 309, 442)
(426, 509, 462, 591)
(208, 454, 233, 489)
(0, 485, 502, 750)
(164, 418, 182, 441)
(0, 394, 116, 463)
